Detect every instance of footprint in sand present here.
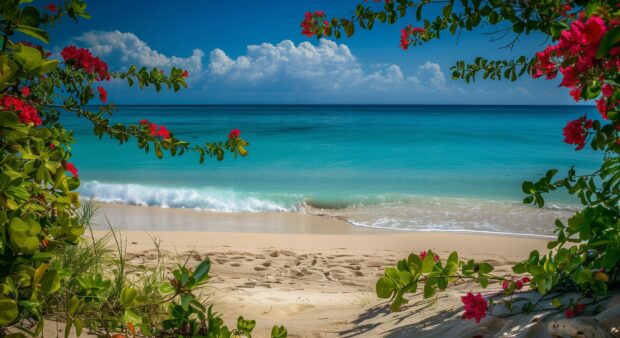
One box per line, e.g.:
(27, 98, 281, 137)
(261, 262, 271, 267)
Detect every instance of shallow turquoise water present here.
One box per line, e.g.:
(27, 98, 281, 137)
(66, 105, 600, 234)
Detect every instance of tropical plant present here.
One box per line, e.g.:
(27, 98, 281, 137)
(301, 0, 619, 323)
(0, 1, 282, 336)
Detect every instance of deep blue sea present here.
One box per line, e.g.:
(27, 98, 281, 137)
(66, 105, 600, 235)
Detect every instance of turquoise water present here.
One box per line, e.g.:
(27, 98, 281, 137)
(66, 105, 600, 235)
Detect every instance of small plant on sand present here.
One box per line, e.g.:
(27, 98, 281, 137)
(0, 1, 283, 337)
(302, 0, 619, 324)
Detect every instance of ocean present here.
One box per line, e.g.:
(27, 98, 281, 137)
(66, 105, 600, 236)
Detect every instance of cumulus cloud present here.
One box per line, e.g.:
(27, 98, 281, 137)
(68, 31, 455, 95)
(206, 39, 452, 93)
(72, 30, 204, 77)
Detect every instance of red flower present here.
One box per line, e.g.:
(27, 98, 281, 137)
(596, 98, 608, 119)
(521, 276, 531, 284)
(461, 292, 488, 323)
(21, 87, 30, 97)
(139, 119, 150, 125)
(61, 45, 110, 81)
(97, 86, 107, 103)
(602, 84, 614, 98)
(301, 11, 329, 37)
(49, 143, 55, 149)
(418, 250, 439, 262)
(64, 162, 78, 178)
(46, 3, 58, 12)
(182, 70, 189, 78)
(565, 303, 586, 318)
(515, 280, 524, 290)
(502, 280, 509, 289)
(156, 125, 171, 139)
(228, 129, 241, 139)
(569, 88, 582, 101)
(563, 116, 593, 150)
(400, 26, 424, 50)
(0, 95, 42, 126)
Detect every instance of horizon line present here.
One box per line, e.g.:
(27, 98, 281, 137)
(89, 103, 593, 107)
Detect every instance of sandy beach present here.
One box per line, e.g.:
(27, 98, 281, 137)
(54, 203, 607, 338)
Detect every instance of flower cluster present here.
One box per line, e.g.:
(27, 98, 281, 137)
(139, 119, 171, 139)
(0, 95, 42, 126)
(400, 25, 425, 50)
(228, 129, 241, 139)
(564, 303, 585, 318)
(563, 116, 593, 150)
(531, 15, 618, 119)
(301, 11, 329, 38)
(461, 292, 487, 323)
(61, 45, 110, 81)
(501, 276, 531, 291)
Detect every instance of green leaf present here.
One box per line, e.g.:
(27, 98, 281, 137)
(0, 299, 18, 325)
(39, 270, 60, 294)
(597, 26, 620, 58)
(376, 276, 396, 298)
(193, 258, 211, 283)
(551, 298, 562, 308)
(271, 325, 288, 338)
(8, 217, 41, 255)
(423, 283, 435, 299)
(120, 287, 138, 307)
(15, 25, 49, 44)
(478, 262, 494, 274)
(512, 262, 526, 274)
(421, 252, 435, 273)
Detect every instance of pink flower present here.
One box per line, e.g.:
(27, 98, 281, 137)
(501, 280, 509, 289)
(228, 129, 241, 139)
(461, 292, 488, 323)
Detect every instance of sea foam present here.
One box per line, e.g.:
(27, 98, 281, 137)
(79, 181, 292, 212)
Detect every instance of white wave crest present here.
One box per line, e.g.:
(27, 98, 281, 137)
(79, 181, 291, 212)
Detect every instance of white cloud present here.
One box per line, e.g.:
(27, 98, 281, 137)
(206, 39, 453, 93)
(73, 30, 204, 77)
(68, 31, 455, 95)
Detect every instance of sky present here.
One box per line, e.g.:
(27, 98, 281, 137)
(45, 0, 580, 105)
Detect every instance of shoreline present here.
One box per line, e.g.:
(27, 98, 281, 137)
(82, 203, 620, 338)
(92, 202, 558, 239)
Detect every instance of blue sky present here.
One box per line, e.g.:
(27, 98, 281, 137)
(46, 0, 579, 105)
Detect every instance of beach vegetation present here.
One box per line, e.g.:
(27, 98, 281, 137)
(0, 1, 283, 336)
